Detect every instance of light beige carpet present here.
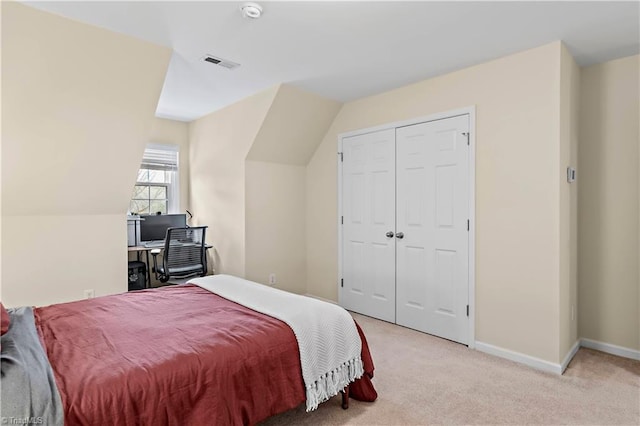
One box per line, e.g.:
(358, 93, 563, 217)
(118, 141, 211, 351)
(262, 313, 640, 425)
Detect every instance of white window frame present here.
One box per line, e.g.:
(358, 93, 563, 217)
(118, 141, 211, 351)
(131, 180, 171, 215)
(130, 143, 180, 215)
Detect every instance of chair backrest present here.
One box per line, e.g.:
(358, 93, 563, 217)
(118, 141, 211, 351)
(162, 226, 208, 278)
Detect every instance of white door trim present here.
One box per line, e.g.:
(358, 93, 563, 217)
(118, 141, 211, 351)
(337, 106, 476, 348)
(337, 140, 344, 303)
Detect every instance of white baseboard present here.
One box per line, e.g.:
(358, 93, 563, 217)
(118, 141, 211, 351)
(580, 338, 640, 361)
(475, 341, 563, 374)
(560, 340, 581, 373)
(476, 338, 638, 375)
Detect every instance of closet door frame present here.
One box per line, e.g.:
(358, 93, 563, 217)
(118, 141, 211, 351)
(337, 106, 477, 349)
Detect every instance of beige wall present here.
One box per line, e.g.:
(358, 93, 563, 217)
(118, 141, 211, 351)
(245, 161, 307, 293)
(245, 85, 340, 290)
(307, 42, 569, 363)
(569, 48, 581, 353)
(1, 3, 171, 306)
(578, 55, 640, 351)
(558, 44, 581, 359)
(247, 85, 341, 166)
(189, 84, 339, 285)
(189, 87, 279, 277)
(3, 215, 127, 307)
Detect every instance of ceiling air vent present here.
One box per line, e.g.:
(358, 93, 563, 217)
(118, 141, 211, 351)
(202, 54, 240, 70)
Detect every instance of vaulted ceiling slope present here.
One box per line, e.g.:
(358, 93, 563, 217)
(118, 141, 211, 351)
(2, 2, 172, 216)
(22, 1, 640, 122)
(247, 85, 342, 166)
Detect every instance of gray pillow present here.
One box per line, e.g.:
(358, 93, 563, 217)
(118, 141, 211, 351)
(0, 307, 63, 425)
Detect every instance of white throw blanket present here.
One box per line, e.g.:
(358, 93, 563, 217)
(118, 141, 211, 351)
(189, 274, 364, 411)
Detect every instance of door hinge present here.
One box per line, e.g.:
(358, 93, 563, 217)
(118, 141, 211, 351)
(341, 278, 344, 288)
(341, 216, 344, 225)
(467, 219, 469, 231)
(338, 152, 343, 162)
(462, 131, 470, 145)
(466, 305, 469, 317)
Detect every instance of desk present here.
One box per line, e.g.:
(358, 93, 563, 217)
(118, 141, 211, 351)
(127, 244, 213, 288)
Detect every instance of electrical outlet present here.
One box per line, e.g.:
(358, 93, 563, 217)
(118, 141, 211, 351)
(84, 289, 95, 299)
(268, 273, 276, 286)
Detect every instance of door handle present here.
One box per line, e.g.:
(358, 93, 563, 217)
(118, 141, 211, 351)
(385, 231, 394, 238)
(395, 232, 404, 239)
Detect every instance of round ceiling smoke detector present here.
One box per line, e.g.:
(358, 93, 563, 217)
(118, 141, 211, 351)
(240, 2, 263, 19)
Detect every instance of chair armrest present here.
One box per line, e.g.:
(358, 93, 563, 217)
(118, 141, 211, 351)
(150, 249, 161, 256)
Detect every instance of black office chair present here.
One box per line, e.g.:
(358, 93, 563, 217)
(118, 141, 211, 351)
(151, 226, 208, 283)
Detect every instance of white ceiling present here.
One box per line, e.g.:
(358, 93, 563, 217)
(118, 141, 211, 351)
(25, 1, 640, 122)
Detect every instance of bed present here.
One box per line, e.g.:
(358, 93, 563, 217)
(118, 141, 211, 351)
(1, 275, 376, 425)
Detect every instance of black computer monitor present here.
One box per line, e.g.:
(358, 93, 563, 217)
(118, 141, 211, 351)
(139, 214, 187, 242)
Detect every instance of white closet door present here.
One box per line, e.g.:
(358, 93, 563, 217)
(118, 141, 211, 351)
(341, 129, 396, 322)
(395, 115, 470, 344)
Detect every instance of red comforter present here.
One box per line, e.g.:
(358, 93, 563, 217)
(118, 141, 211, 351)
(34, 285, 376, 425)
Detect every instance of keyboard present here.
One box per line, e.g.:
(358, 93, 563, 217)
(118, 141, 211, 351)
(143, 240, 165, 248)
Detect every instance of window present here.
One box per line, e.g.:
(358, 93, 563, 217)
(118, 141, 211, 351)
(129, 144, 179, 215)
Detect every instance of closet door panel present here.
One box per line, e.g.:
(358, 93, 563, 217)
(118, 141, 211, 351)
(341, 129, 396, 322)
(396, 115, 470, 344)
